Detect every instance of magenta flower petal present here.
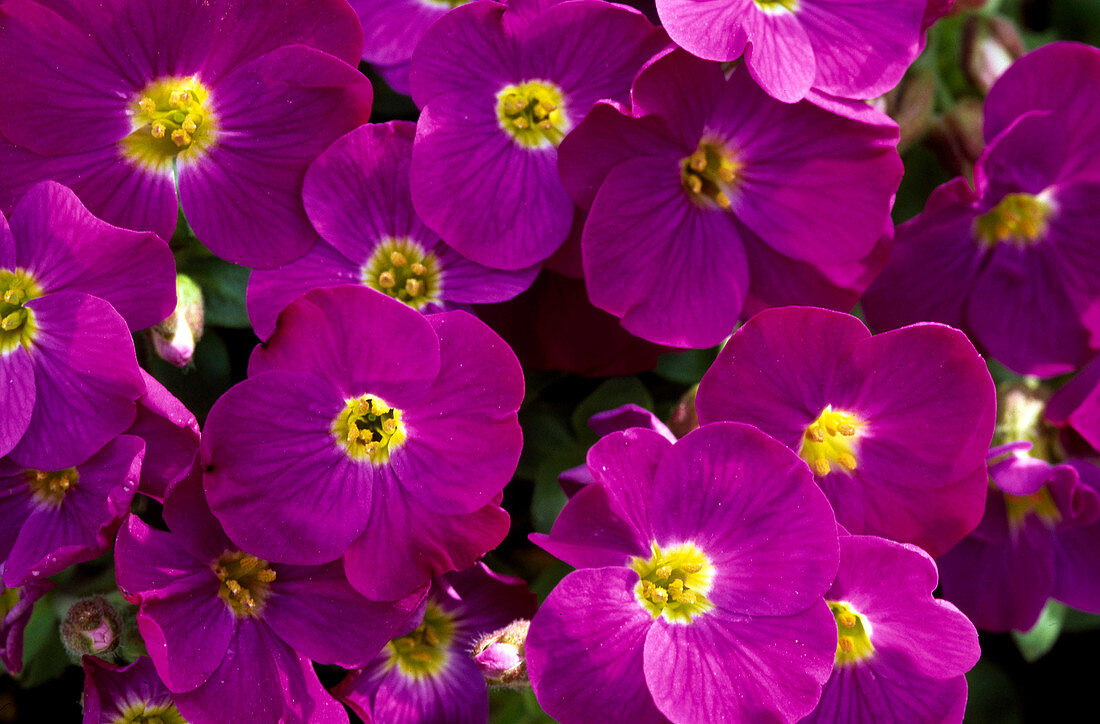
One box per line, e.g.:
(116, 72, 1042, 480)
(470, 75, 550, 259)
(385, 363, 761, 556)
(528, 567, 667, 724)
(11, 292, 143, 469)
(532, 482, 651, 568)
(0, 579, 52, 675)
(248, 286, 440, 400)
(0, 348, 34, 459)
(202, 370, 374, 564)
(391, 311, 524, 514)
(126, 371, 200, 502)
(81, 657, 182, 724)
(586, 428, 673, 541)
(341, 654, 489, 724)
(645, 602, 836, 723)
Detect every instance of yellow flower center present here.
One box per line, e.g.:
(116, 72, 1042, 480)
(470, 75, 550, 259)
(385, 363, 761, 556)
(362, 239, 442, 310)
(829, 600, 874, 665)
(213, 551, 276, 618)
(800, 405, 863, 477)
(973, 192, 1052, 247)
(112, 701, 187, 724)
(122, 76, 215, 170)
(26, 468, 78, 507)
(0, 268, 42, 354)
(496, 80, 570, 148)
(681, 139, 742, 210)
(332, 394, 406, 464)
(631, 542, 714, 623)
(754, 0, 800, 13)
(1002, 484, 1062, 530)
(388, 602, 455, 678)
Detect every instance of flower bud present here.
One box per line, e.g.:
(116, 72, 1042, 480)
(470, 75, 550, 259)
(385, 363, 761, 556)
(926, 98, 985, 178)
(667, 385, 700, 439)
(60, 596, 123, 657)
(472, 619, 530, 688)
(148, 274, 204, 367)
(962, 15, 1026, 95)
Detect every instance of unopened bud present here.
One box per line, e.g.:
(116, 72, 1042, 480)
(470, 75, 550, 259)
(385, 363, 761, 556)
(667, 385, 699, 439)
(962, 15, 1026, 95)
(148, 274, 204, 367)
(60, 596, 122, 657)
(877, 68, 936, 154)
(926, 98, 985, 179)
(472, 619, 530, 688)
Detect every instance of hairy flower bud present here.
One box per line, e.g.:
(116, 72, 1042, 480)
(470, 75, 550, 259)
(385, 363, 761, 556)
(148, 274, 204, 367)
(962, 15, 1026, 95)
(667, 385, 700, 439)
(60, 596, 123, 658)
(472, 619, 530, 688)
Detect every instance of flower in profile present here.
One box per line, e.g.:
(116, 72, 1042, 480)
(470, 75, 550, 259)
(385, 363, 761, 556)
(1, 181, 174, 468)
(115, 473, 418, 723)
(528, 423, 839, 723)
(408, 0, 668, 269)
(863, 42, 1100, 377)
(1, 579, 53, 675)
(0, 435, 143, 588)
(557, 49, 899, 347)
(654, 0, 926, 102)
(248, 122, 537, 340)
(696, 306, 996, 556)
(335, 563, 538, 723)
(800, 535, 979, 724)
(0, 0, 372, 268)
(203, 285, 523, 599)
(937, 444, 1100, 632)
(82, 656, 185, 724)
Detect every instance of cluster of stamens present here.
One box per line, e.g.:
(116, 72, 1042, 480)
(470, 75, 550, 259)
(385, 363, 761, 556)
(632, 542, 714, 623)
(681, 140, 742, 210)
(139, 84, 207, 149)
(754, 0, 800, 13)
(115, 700, 187, 724)
(799, 405, 862, 477)
(974, 192, 1052, 247)
(333, 394, 406, 464)
(389, 603, 454, 678)
(1002, 482, 1062, 530)
(362, 239, 441, 309)
(27, 468, 78, 506)
(829, 601, 874, 665)
(213, 551, 276, 618)
(496, 81, 569, 147)
(124, 76, 213, 168)
(1, 268, 41, 353)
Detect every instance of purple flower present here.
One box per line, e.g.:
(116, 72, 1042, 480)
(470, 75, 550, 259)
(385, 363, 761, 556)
(408, 0, 667, 270)
(696, 306, 996, 556)
(1046, 357, 1100, 457)
(654, 0, 926, 102)
(800, 535, 979, 724)
(126, 370, 200, 502)
(2, 181, 174, 468)
(528, 423, 839, 723)
(203, 285, 522, 599)
(115, 473, 418, 723)
(558, 49, 900, 347)
(863, 42, 1100, 377)
(248, 121, 537, 340)
(0, 0, 372, 268)
(938, 445, 1100, 632)
(347, 0, 456, 94)
(335, 562, 538, 724)
(82, 656, 183, 724)
(559, 404, 677, 497)
(1, 579, 53, 675)
(0, 436, 142, 588)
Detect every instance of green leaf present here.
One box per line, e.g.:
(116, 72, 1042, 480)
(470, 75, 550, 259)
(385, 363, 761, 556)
(654, 347, 719, 386)
(531, 452, 583, 533)
(964, 660, 1024, 724)
(1062, 606, 1100, 632)
(185, 259, 251, 328)
(15, 595, 70, 687)
(570, 377, 653, 445)
(1011, 599, 1066, 662)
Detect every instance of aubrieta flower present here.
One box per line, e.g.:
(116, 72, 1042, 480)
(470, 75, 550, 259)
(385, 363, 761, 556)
(558, 403, 677, 496)
(1, 181, 174, 468)
(82, 656, 185, 724)
(0, 0, 372, 268)
(335, 562, 538, 724)
(248, 121, 537, 340)
(203, 285, 523, 599)
(347, 0, 460, 94)
(558, 49, 900, 347)
(115, 474, 417, 723)
(800, 535, 979, 724)
(654, 0, 926, 103)
(0, 436, 142, 588)
(863, 42, 1100, 377)
(408, 0, 668, 270)
(937, 444, 1100, 632)
(696, 306, 996, 556)
(126, 371, 201, 502)
(1, 579, 53, 675)
(528, 423, 839, 723)
(1046, 357, 1100, 457)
